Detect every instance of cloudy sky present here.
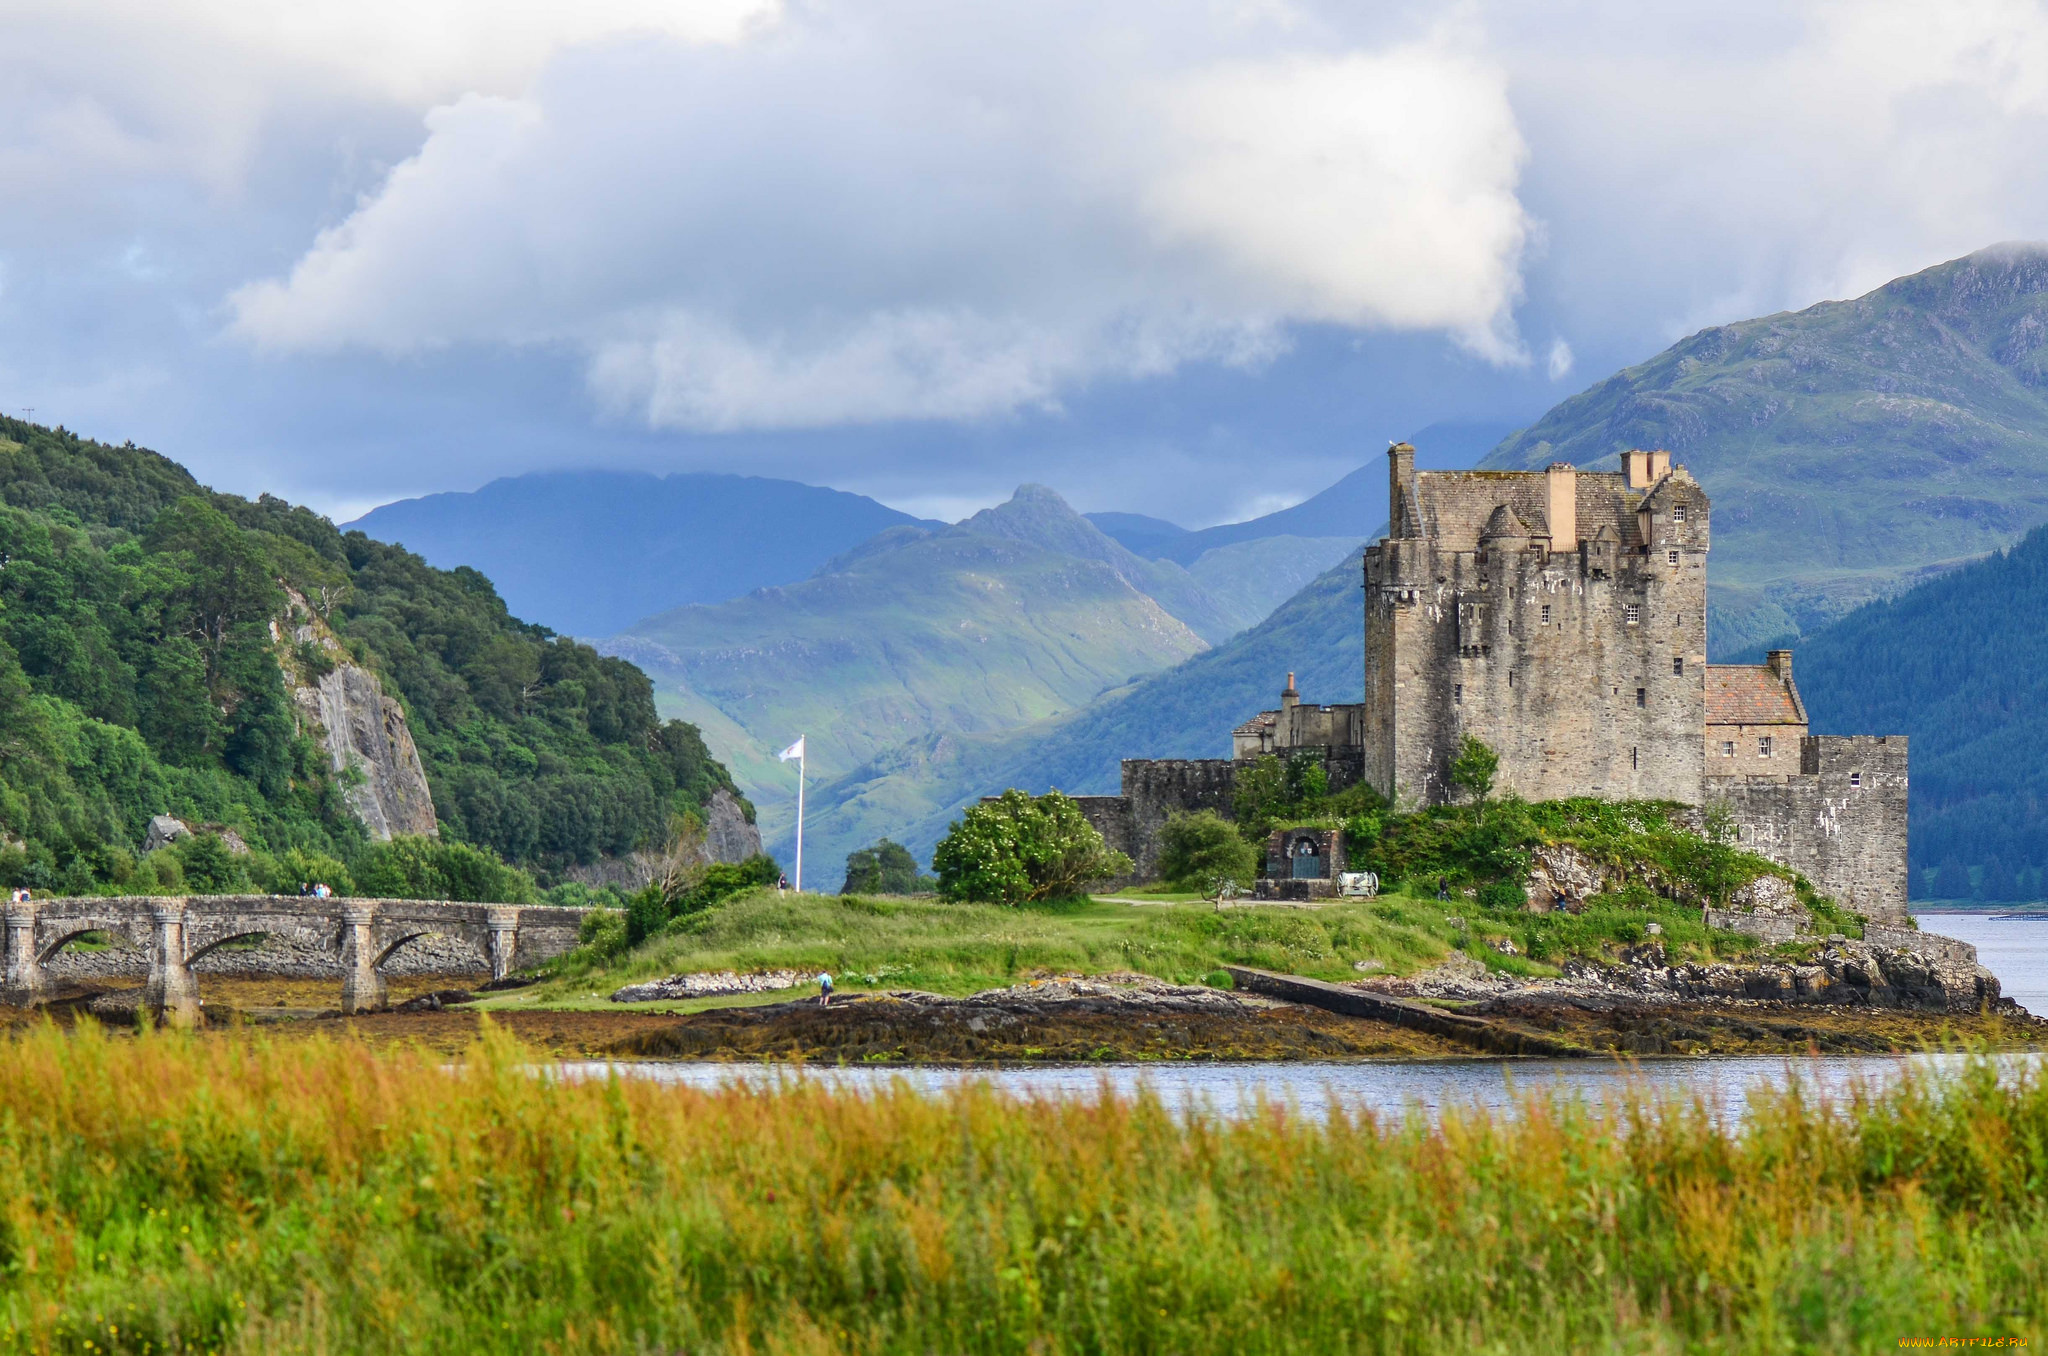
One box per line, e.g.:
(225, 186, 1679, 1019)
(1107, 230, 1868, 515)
(6, 0, 2048, 524)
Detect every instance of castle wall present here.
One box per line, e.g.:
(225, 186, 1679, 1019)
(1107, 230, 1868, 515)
(1117, 758, 1237, 879)
(1708, 735, 1910, 924)
(1707, 722, 1806, 776)
(1364, 513, 1708, 807)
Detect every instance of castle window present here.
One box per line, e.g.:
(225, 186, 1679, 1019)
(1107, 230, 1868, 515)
(1759, 736, 1774, 758)
(1721, 740, 1735, 757)
(1507, 669, 1514, 687)
(1674, 504, 1687, 523)
(1850, 771, 1863, 788)
(1540, 604, 1551, 625)
(1631, 746, 1638, 769)
(1636, 688, 1646, 707)
(1668, 550, 1679, 565)
(1624, 604, 1640, 625)
(1455, 684, 1463, 704)
(1672, 656, 1684, 675)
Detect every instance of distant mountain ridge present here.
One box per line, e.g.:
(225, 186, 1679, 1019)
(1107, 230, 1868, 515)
(1086, 419, 1515, 565)
(794, 545, 1368, 883)
(609, 486, 1262, 857)
(347, 470, 933, 637)
(1480, 243, 2048, 655)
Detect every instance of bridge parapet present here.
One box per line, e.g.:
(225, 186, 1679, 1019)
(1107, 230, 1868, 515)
(0, 895, 585, 1024)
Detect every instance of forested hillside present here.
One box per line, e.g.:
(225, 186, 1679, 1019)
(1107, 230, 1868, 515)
(0, 416, 743, 895)
(1794, 521, 2048, 900)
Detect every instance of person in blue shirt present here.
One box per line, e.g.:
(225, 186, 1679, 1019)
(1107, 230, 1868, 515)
(817, 972, 833, 1007)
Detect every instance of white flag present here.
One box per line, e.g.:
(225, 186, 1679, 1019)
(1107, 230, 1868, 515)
(778, 736, 805, 762)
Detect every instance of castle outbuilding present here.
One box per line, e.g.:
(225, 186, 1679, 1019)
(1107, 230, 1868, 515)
(1075, 443, 1910, 922)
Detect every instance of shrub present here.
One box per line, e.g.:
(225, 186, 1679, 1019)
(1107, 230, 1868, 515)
(1450, 735, 1499, 817)
(1477, 877, 1526, 910)
(933, 789, 1132, 905)
(351, 835, 534, 903)
(174, 834, 250, 893)
(264, 847, 354, 896)
(1156, 810, 1259, 893)
(623, 852, 780, 948)
(670, 854, 780, 915)
(842, 838, 933, 895)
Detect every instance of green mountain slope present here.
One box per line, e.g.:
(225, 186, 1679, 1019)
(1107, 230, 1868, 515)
(0, 416, 744, 893)
(1482, 243, 2048, 653)
(1186, 535, 1363, 629)
(797, 547, 1366, 884)
(1792, 520, 2048, 899)
(612, 487, 1221, 853)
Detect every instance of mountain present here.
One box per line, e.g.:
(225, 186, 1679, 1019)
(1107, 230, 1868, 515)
(1792, 520, 2048, 900)
(797, 545, 1367, 885)
(1086, 419, 1514, 566)
(610, 486, 1245, 852)
(1480, 243, 2048, 656)
(347, 470, 931, 637)
(0, 415, 747, 893)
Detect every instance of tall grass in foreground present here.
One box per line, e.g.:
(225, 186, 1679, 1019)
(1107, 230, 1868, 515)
(3, 1025, 2046, 1354)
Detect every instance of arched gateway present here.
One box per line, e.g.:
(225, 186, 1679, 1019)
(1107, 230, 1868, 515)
(1, 895, 582, 1026)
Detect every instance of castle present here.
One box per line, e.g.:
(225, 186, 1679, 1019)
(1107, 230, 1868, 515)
(1077, 444, 1910, 923)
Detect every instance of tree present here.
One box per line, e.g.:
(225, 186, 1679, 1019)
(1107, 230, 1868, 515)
(933, 789, 1133, 905)
(842, 838, 930, 895)
(1155, 810, 1259, 895)
(1450, 736, 1500, 819)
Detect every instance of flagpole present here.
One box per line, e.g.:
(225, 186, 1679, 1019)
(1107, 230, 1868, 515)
(795, 741, 805, 893)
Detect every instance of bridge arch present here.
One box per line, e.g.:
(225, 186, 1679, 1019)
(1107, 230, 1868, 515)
(36, 928, 130, 965)
(183, 931, 274, 968)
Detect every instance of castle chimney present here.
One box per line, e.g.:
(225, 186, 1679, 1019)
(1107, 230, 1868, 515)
(1767, 649, 1793, 686)
(1387, 442, 1415, 537)
(1281, 671, 1298, 711)
(1545, 462, 1578, 553)
(1625, 449, 1672, 488)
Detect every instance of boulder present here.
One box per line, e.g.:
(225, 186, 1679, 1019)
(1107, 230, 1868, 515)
(143, 815, 192, 853)
(1523, 844, 1605, 912)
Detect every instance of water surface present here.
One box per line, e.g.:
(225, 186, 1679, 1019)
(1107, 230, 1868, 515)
(556, 1053, 2040, 1121)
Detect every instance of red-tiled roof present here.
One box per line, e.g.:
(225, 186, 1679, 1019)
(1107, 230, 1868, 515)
(1706, 666, 1804, 725)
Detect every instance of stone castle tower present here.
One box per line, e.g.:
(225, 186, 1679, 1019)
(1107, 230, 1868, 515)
(1367, 445, 1707, 804)
(1075, 442, 1911, 922)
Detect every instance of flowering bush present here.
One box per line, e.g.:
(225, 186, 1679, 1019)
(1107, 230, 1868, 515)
(932, 789, 1132, 904)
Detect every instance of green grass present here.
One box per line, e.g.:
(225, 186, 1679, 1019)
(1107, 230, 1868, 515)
(526, 883, 1765, 1007)
(5, 1022, 2048, 1352)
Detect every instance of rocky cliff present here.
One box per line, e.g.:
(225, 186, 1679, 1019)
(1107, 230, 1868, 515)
(291, 663, 440, 841)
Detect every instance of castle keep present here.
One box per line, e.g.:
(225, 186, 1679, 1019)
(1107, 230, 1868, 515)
(1079, 444, 1911, 922)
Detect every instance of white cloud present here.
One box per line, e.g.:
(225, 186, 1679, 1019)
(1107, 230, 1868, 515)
(227, 2, 1535, 429)
(1545, 336, 1573, 381)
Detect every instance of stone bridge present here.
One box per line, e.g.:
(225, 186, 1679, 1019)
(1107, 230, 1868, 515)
(1, 895, 584, 1025)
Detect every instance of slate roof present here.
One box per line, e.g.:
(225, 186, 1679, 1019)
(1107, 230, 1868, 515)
(1233, 710, 1278, 737)
(1705, 666, 1806, 725)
